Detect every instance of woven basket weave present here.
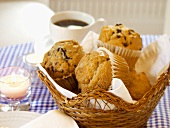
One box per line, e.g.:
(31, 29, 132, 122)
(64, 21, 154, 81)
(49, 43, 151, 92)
(38, 70, 169, 128)
(168, 65, 170, 84)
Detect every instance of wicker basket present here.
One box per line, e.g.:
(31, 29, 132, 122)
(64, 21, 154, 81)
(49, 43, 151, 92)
(38, 70, 169, 128)
(168, 65, 170, 84)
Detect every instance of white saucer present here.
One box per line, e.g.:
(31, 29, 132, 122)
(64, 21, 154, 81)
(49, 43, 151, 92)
(0, 111, 41, 128)
(34, 35, 54, 55)
(20, 110, 79, 128)
(26, 35, 55, 66)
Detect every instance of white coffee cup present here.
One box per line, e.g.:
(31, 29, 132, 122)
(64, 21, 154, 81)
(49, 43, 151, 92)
(49, 11, 106, 43)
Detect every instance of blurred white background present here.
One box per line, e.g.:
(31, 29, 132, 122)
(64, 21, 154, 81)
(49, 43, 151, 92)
(0, 0, 169, 47)
(50, 0, 167, 35)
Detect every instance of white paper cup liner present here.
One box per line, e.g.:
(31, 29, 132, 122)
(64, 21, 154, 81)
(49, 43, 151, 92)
(97, 40, 141, 71)
(96, 47, 130, 86)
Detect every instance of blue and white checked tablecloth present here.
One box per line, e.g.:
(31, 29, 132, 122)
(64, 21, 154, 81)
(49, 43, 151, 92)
(0, 35, 169, 128)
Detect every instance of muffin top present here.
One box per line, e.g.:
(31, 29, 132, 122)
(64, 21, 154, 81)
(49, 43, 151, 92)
(98, 23, 142, 50)
(41, 40, 85, 79)
(75, 50, 112, 93)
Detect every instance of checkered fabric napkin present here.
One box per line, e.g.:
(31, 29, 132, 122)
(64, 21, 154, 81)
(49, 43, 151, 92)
(0, 35, 169, 127)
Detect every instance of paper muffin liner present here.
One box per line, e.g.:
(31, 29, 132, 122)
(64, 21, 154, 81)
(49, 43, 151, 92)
(97, 40, 141, 71)
(135, 35, 170, 85)
(54, 73, 79, 94)
(96, 47, 130, 86)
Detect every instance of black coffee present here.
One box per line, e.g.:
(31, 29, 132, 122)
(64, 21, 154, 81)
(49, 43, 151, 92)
(54, 19, 88, 27)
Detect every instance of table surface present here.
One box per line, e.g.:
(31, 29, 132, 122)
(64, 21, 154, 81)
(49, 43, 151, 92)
(0, 35, 169, 128)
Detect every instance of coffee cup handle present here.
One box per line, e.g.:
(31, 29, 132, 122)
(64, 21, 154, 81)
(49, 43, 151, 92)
(93, 18, 106, 33)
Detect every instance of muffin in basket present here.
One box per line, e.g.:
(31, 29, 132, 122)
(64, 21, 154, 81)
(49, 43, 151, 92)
(98, 23, 142, 50)
(75, 47, 130, 93)
(41, 40, 85, 93)
(127, 70, 151, 100)
(98, 23, 142, 70)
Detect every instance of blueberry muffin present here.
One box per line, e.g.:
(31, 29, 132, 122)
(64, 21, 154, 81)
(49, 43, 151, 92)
(98, 23, 142, 50)
(41, 40, 85, 93)
(98, 24, 142, 71)
(75, 47, 130, 93)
